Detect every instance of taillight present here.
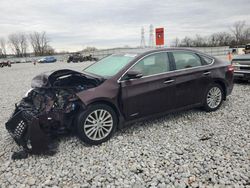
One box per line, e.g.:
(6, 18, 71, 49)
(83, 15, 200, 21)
(227, 65, 234, 72)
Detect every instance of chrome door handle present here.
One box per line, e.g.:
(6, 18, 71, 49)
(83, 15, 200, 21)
(203, 71, 211, 75)
(163, 79, 175, 84)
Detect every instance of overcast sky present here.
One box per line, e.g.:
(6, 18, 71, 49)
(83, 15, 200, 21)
(0, 0, 250, 52)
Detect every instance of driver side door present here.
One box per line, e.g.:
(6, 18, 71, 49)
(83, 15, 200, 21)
(120, 52, 176, 120)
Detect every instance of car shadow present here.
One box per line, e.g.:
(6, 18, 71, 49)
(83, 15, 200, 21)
(119, 107, 206, 134)
(234, 80, 250, 85)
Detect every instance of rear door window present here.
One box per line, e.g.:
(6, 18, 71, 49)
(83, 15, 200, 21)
(172, 51, 202, 70)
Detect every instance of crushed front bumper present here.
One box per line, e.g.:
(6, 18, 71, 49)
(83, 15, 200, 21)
(5, 109, 51, 155)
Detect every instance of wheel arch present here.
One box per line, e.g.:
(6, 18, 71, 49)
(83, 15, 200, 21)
(87, 100, 122, 126)
(213, 79, 227, 100)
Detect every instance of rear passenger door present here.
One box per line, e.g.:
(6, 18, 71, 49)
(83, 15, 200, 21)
(169, 51, 213, 108)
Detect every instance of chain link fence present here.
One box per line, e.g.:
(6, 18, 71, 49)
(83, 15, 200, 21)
(82, 46, 231, 59)
(1, 46, 230, 64)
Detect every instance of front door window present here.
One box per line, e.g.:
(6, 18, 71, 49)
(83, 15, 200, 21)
(130, 52, 170, 76)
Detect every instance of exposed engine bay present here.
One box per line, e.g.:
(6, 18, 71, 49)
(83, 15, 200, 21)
(5, 69, 102, 159)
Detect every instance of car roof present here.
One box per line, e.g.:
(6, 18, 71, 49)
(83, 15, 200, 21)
(114, 48, 211, 59)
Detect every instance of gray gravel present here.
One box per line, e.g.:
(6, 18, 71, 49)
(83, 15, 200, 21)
(0, 62, 249, 187)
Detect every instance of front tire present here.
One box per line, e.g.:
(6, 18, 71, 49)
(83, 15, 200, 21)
(76, 104, 117, 145)
(203, 84, 224, 112)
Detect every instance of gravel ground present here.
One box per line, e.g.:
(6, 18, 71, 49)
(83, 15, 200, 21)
(0, 62, 249, 188)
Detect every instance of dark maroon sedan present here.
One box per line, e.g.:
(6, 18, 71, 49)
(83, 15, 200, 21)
(6, 48, 234, 158)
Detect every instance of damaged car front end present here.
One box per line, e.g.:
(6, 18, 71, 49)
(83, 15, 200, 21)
(5, 69, 102, 159)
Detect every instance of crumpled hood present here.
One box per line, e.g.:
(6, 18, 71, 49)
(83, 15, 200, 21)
(31, 69, 85, 88)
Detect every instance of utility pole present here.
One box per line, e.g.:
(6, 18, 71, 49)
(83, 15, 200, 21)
(149, 24, 154, 48)
(140, 27, 146, 48)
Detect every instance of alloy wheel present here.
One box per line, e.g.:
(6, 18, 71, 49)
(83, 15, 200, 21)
(206, 86, 222, 109)
(83, 109, 113, 141)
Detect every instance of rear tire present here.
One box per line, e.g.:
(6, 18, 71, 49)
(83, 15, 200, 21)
(76, 104, 117, 145)
(203, 84, 224, 112)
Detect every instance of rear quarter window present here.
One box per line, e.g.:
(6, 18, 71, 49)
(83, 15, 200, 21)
(200, 55, 213, 65)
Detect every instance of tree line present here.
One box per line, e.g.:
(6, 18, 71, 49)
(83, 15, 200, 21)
(0, 31, 55, 58)
(173, 21, 250, 47)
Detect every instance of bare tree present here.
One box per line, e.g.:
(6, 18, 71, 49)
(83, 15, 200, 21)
(173, 37, 180, 47)
(45, 45, 55, 55)
(8, 33, 21, 57)
(219, 32, 233, 46)
(82, 46, 97, 52)
(20, 33, 28, 57)
(29, 31, 51, 56)
(243, 27, 250, 43)
(8, 33, 28, 57)
(231, 21, 246, 45)
(180, 36, 193, 47)
(176, 20, 249, 47)
(208, 33, 220, 46)
(208, 32, 233, 47)
(0, 37, 7, 57)
(193, 34, 206, 47)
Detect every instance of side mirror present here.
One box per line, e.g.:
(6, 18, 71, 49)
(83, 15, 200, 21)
(124, 70, 143, 80)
